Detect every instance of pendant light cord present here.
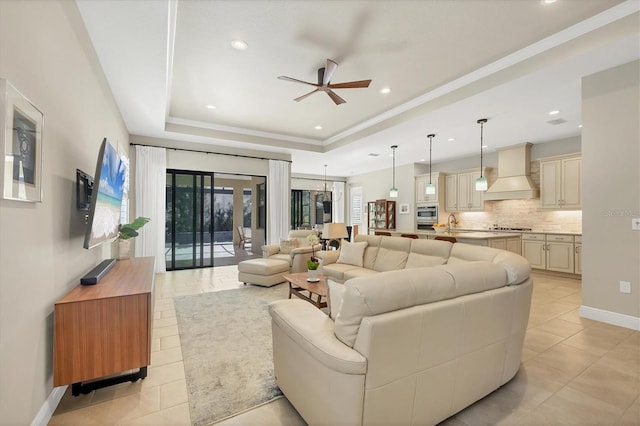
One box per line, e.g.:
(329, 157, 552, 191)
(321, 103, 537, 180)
(477, 119, 487, 178)
(427, 134, 435, 184)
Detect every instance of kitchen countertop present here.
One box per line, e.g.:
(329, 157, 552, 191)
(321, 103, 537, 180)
(389, 230, 521, 239)
(388, 229, 582, 237)
(453, 228, 582, 236)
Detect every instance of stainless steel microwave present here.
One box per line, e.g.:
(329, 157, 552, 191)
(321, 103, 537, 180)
(416, 204, 438, 223)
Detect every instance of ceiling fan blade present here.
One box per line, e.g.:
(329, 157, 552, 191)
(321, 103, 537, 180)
(326, 90, 346, 105)
(278, 76, 319, 87)
(294, 89, 320, 102)
(323, 59, 338, 85)
(328, 79, 372, 89)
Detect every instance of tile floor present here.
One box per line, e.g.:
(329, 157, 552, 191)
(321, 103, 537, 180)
(50, 268, 639, 425)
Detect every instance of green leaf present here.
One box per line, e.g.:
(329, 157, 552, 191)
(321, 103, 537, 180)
(118, 217, 150, 240)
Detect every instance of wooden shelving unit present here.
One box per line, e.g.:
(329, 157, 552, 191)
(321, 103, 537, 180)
(367, 199, 396, 230)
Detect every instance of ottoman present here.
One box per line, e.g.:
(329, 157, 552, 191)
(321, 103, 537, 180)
(238, 258, 290, 287)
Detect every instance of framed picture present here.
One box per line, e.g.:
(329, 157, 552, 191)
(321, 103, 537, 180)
(0, 79, 44, 202)
(399, 203, 410, 214)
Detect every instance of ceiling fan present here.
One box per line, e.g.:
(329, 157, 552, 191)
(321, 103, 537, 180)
(278, 59, 372, 105)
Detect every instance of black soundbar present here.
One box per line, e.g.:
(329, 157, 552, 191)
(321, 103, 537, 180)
(81, 258, 116, 285)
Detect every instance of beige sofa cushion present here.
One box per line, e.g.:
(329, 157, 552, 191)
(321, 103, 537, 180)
(288, 229, 318, 247)
(337, 241, 368, 267)
(405, 239, 452, 268)
(373, 237, 412, 272)
(334, 262, 507, 347)
(354, 234, 382, 269)
(280, 239, 299, 254)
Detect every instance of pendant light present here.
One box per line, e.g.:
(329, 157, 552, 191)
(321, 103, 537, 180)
(322, 164, 332, 213)
(425, 134, 436, 195)
(475, 118, 488, 191)
(389, 145, 398, 198)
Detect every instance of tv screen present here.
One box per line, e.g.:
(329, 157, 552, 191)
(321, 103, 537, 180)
(83, 138, 126, 249)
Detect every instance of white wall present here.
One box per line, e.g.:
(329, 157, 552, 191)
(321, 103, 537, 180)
(347, 163, 415, 231)
(582, 60, 640, 326)
(0, 1, 129, 423)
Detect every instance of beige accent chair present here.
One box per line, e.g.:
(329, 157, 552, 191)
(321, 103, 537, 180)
(261, 229, 322, 273)
(269, 241, 532, 425)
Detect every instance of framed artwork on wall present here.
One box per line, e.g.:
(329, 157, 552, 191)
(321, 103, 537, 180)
(0, 79, 44, 202)
(399, 203, 410, 215)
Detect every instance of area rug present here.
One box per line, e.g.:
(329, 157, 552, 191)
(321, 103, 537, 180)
(174, 284, 289, 425)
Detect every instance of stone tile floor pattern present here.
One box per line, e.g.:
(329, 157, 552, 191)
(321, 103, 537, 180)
(50, 268, 639, 425)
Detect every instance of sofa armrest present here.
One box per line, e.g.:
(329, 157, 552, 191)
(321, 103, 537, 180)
(289, 244, 322, 256)
(269, 299, 367, 375)
(317, 249, 340, 266)
(262, 244, 281, 258)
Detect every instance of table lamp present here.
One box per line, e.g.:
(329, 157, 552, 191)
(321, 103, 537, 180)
(324, 223, 349, 250)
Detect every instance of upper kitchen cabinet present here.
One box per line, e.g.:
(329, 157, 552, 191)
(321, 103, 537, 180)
(445, 168, 490, 212)
(540, 155, 581, 209)
(415, 172, 443, 204)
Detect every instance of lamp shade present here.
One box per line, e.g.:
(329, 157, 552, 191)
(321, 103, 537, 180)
(389, 187, 398, 198)
(324, 223, 348, 239)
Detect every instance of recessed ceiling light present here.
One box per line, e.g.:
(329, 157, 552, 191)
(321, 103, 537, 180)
(482, 145, 488, 149)
(231, 40, 248, 50)
(206, 105, 216, 110)
(448, 138, 455, 142)
(542, 0, 557, 4)
(578, 124, 583, 128)
(314, 125, 323, 130)
(379, 87, 391, 94)
(548, 110, 560, 115)
(420, 159, 426, 162)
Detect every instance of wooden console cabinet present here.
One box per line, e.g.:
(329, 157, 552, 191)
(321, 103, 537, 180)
(53, 257, 155, 392)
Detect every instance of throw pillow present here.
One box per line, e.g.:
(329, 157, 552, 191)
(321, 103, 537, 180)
(327, 279, 346, 321)
(279, 239, 299, 254)
(337, 241, 368, 267)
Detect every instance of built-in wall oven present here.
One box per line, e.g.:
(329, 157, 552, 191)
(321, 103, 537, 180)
(416, 204, 438, 230)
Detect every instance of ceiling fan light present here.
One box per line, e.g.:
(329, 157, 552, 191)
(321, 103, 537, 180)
(425, 183, 436, 195)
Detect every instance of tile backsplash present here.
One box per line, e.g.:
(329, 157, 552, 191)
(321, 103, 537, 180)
(451, 199, 582, 233)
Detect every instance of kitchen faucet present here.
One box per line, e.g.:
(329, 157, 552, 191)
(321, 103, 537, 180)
(447, 213, 457, 232)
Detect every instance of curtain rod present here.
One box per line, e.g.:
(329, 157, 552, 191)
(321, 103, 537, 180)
(130, 142, 293, 163)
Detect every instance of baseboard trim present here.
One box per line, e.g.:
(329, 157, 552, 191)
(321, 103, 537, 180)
(31, 385, 67, 426)
(580, 305, 640, 331)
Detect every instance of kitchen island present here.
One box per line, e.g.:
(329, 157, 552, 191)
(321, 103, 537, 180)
(386, 230, 522, 254)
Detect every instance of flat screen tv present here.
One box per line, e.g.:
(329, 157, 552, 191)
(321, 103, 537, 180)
(83, 138, 126, 249)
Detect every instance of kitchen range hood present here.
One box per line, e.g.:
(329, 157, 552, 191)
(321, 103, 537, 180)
(484, 142, 539, 200)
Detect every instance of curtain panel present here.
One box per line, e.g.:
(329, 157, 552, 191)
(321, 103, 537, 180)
(267, 160, 290, 244)
(332, 181, 345, 223)
(134, 145, 167, 273)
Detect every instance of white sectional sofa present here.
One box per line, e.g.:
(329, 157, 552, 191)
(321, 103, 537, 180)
(268, 235, 532, 425)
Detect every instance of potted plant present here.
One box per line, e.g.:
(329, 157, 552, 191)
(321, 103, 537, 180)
(117, 217, 150, 260)
(307, 233, 320, 282)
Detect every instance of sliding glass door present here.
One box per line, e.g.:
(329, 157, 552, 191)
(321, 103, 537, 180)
(165, 170, 214, 270)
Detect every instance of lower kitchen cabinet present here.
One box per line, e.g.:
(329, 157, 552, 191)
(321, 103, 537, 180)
(522, 234, 546, 269)
(521, 233, 578, 274)
(546, 235, 575, 273)
(574, 235, 582, 275)
(489, 236, 522, 255)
